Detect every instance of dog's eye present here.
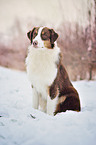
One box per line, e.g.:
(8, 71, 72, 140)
(41, 31, 50, 40)
(34, 31, 37, 35)
(42, 31, 47, 35)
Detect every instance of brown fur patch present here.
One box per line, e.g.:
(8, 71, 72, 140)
(32, 27, 39, 39)
(44, 40, 52, 49)
(27, 27, 39, 43)
(49, 64, 81, 115)
(41, 27, 58, 48)
(41, 27, 50, 41)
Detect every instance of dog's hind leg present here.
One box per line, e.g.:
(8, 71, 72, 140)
(54, 94, 81, 115)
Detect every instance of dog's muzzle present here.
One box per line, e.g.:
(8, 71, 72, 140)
(33, 40, 38, 48)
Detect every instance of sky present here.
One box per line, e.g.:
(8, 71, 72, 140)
(0, 0, 90, 33)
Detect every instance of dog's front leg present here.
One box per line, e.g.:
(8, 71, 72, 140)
(47, 95, 58, 116)
(32, 87, 39, 109)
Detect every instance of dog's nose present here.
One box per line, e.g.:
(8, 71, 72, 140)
(33, 40, 38, 47)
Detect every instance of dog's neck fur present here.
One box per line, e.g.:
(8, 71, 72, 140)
(26, 44, 61, 99)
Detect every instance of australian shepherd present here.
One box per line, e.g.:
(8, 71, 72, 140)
(26, 26, 81, 116)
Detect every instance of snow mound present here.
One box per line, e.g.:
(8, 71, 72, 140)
(0, 67, 96, 145)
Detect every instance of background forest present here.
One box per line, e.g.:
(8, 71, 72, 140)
(0, 0, 96, 80)
(0, 1, 96, 145)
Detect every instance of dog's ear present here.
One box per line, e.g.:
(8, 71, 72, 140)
(50, 29, 58, 48)
(27, 31, 31, 39)
(27, 27, 36, 43)
(27, 31, 31, 40)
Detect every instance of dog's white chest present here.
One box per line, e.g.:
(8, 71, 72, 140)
(26, 46, 60, 99)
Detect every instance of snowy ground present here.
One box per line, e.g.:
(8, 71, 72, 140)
(0, 67, 96, 145)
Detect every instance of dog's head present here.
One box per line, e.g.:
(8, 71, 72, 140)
(27, 27, 58, 49)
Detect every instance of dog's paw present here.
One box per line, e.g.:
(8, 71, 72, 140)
(49, 86, 59, 100)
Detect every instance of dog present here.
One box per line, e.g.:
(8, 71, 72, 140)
(26, 26, 81, 115)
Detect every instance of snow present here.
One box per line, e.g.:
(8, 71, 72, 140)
(0, 67, 96, 145)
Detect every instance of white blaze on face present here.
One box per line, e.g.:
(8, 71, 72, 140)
(33, 27, 45, 48)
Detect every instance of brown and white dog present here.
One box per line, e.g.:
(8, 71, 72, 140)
(26, 26, 81, 115)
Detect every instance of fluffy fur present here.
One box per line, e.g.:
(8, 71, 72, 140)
(26, 26, 81, 115)
(26, 45, 60, 99)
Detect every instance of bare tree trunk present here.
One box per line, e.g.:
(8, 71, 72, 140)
(87, 0, 96, 80)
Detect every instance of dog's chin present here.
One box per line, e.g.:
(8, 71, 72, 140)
(34, 46, 39, 49)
